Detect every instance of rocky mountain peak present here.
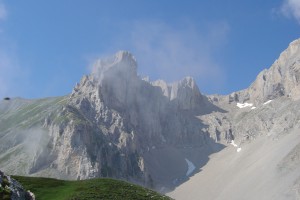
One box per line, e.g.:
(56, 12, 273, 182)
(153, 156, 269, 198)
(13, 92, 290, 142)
(171, 76, 199, 98)
(226, 38, 300, 104)
(70, 51, 140, 109)
(275, 38, 300, 71)
(92, 51, 138, 84)
(1, 39, 300, 198)
(152, 76, 203, 111)
(287, 38, 300, 54)
(72, 51, 206, 113)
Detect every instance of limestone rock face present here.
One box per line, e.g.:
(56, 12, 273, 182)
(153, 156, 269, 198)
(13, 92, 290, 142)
(169, 39, 300, 200)
(227, 39, 300, 104)
(152, 77, 204, 111)
(2, 39, 300, 198)
(0, 51, 219, 191)
(205, 39, 300, 144)
(0, 170, 35, 200)
(61, 51, 214, 187)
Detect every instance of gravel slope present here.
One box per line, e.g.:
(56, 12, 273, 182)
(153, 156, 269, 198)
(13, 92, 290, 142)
(169, 128, 300, 200)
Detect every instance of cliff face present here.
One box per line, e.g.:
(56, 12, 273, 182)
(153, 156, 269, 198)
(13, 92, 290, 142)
(169, 39, 300, 200)
(227, 39, 300, 104)
(201, 39, 300, 145)
(0, 51, 220, 191)
(58, 51, 218, 188)
(1, 39, 300, 197)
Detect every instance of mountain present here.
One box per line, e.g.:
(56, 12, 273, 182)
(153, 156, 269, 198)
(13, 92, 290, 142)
(169, 39, 300, 199)
(227, 38, 300, 104)
(1, 38, 300, 199)
(0, 51, 223, 192)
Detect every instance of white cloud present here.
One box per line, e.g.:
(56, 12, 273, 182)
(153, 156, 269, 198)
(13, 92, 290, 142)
(86, 20, 230, 93)
(280, 0, 300, 23)
(125, 20, 229, 93)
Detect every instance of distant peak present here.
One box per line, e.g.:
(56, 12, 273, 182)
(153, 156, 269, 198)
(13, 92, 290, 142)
(93, 51, 137, 70)
(289, 38, 300, 47)
(91, 51, 137, 82)
(283, 38, 300, 56)
(115, 50, 137, 63)
(180, 76, 195, 86)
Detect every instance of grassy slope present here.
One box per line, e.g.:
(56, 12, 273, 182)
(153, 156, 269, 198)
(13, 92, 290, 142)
(0, 96, 68, 132)
(13, 176, 172, 200)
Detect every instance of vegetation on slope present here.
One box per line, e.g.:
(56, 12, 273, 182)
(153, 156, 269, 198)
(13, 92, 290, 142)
(13, 176, 172, 200)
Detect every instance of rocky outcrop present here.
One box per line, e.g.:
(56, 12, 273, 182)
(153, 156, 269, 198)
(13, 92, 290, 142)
(169, 39, 300, 199)
(56, 51, 216, 188)
(0, 170, 35, 200)
(226, 38, 300, 104)
(203, 38, 300, 144)
(1, 38, 300, 196)
(0, 51, 221, 191)
(152, 77, 204, 111)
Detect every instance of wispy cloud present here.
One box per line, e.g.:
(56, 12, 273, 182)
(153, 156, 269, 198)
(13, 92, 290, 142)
(131, 20, 229, 92)
(280, 0, 300, 23)
(99, 20, 230, 93)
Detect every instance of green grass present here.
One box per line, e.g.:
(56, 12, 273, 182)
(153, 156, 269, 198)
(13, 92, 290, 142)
(0, 96, 68, 132)
(12, 176, 172, 200)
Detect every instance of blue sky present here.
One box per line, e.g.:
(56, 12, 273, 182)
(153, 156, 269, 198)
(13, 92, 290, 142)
(0, 0, 299, 98)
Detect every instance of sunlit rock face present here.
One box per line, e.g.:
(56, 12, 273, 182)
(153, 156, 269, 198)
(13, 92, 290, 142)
(0, 170, 35, 200)
(226, 39, 300, 105)
(2, 38, 300, 198)
(0, 50, 219, 191)
(66, 51, 216, 188)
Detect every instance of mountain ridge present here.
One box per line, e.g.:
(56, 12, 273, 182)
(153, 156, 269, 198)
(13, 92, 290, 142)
(1, 38, 300, 198)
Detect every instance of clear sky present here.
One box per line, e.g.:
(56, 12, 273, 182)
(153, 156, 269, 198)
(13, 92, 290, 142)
(0, 0, 299, 98)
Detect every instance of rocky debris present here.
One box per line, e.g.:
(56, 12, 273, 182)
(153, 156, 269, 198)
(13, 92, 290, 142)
(0, 169, 35, 200)
(169, 128, 300, 200)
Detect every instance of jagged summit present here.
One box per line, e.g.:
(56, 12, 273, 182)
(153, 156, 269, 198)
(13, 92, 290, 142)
(170, 38, 300, 200)
(73, 50, 206, 113)
(93, 51, 137, 71)
(225, 38, 300, 104)
(2, 39, 300, 199)
(65, 50, 218, 189)
(288, 38, 300, 50)
(152, 76, 203, 111)
(92, 51, 138, 83)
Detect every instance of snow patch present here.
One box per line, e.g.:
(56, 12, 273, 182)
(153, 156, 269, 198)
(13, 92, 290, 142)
(251, 107, 256, 110)
(263, 100, 272, 105)
(231, 140, 242, 153)
(236, 102, 253, 108)
(230, 140, 238, 147)
(185, 158, 196, 176)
